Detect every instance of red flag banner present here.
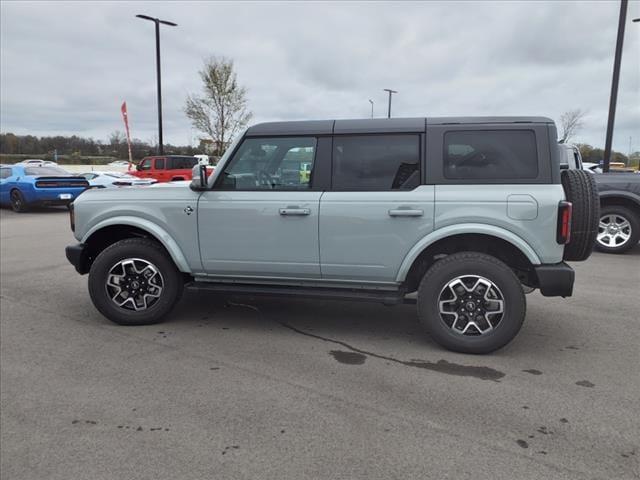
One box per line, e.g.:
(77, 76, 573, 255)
(121, 101, 133, 165)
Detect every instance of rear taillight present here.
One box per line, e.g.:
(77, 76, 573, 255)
(557, 201, 572, 244)
(69, 202, 75, 232)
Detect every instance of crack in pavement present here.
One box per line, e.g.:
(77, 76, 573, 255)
(225, 301, 505, 382)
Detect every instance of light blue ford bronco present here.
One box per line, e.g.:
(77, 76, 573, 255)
(65, 117, 599, 353)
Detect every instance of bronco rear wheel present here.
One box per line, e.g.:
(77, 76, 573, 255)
(88, 238, 183, 325)
(417, 252, 526, 354)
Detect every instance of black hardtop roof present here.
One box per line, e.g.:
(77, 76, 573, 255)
(246, 116, 554, 136)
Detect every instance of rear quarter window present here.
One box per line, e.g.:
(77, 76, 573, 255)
(444, 130, 538, 180)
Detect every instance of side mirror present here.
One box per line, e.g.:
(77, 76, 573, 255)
(136, 163, 141, 171)
(190, 164, 208, 191)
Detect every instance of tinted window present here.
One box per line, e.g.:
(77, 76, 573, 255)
(332, 135, 420, 190)
(24, 166, 69, 176)
(155, 158, 165, 170)
(444, 130, 538, 180)
(168, 156, 197, 169)
(220, 137, 316, 190)
(1, 168, 11, 179)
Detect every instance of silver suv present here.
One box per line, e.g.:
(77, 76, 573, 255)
(65, 117, 599, 353)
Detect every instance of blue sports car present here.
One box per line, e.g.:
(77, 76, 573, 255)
(0, 164, 90, 212)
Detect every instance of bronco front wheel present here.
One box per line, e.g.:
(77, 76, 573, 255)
(417, 252, 526, 354)
(88, 238, 183, 325)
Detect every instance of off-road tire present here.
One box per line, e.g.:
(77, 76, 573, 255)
(417, 252, 526, 354)
(561, 169, 599, 261)
(88, 238, 183, 325)
(595, 205, 639, 254)
(10, 189, 28, 213)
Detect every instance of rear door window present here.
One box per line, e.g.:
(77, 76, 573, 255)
(155, 158, 165, 170)
(444, 130, 538, 180)
(168, 156, 198, 170)
(332, 135, 420, 190)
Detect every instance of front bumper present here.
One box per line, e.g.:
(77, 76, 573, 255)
(65, 243, 91, 274)
(534, 262, 574, 297)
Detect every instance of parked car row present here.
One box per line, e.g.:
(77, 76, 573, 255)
(0, 164, 157, 212)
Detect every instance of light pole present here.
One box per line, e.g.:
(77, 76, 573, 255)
(603, 0, 628, 173)
(383, 88, 397, 118)
(136, 14, 177, 156)
(634, 18, 639, 171)
(368, 99, 374, 118)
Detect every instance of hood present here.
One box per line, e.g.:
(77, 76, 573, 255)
(594, 172, 640, 196)
(76, 181, 194, 203)
(149, 180, 191, 188)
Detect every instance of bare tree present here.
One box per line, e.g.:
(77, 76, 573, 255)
(559, 109, 586, 144)
(185, 57, 252, 157)
(108, 130, 125, 146)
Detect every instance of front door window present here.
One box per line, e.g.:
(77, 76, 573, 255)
(219, 137, 317, 190)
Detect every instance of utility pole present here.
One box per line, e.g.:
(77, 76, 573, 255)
(603, 0, 628, 173)
(368, 99, 374, 118)
(136, 14, 177, 155)
(383, 89, 397, 118)
(634, 18, 639, 171)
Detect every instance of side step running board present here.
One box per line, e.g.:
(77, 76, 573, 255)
(185, 282, 416, 305)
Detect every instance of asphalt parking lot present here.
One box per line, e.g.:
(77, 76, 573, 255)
(1, 207, 638, 480)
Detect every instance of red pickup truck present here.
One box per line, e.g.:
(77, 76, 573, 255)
(130, 156, 199, 183)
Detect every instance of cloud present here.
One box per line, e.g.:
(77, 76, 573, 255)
(1, 0, 638, 152)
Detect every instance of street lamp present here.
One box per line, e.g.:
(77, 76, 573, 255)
(383, 89, 397, 118)
(136, 14, 177, 155)
(603, 0, 628, 173)
(368, 99, 374, 118)
(634, 18, 639, 171)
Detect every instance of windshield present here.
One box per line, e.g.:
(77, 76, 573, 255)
(208, 130, 246, 186)
(24, 166, 69, 176)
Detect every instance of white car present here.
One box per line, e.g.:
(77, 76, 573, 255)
(80, 171, 157, 188)
(582, 162, 602, 174)
(107, 160, 131, 167)
(19, 159, 58, 167)
(194, 154, 210, 166)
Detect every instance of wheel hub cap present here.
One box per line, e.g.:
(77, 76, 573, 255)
(438, 275, 505, 336)
(105, 258, 164, 311)
(597, 214, 631, 248)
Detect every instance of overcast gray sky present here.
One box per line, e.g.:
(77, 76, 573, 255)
(1, 1, 639, 152)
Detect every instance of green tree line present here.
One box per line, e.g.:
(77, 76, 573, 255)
(576, 144, 639, 168)
(0, 131, 198, 163)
